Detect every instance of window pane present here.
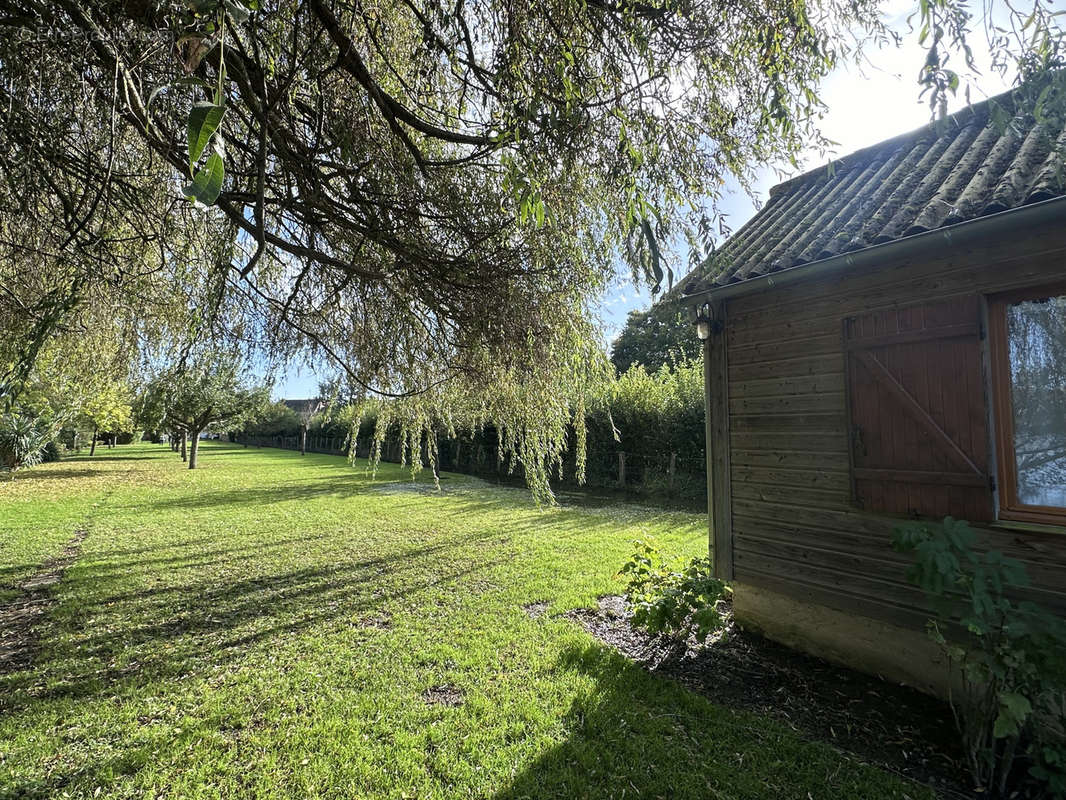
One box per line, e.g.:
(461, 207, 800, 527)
(1007, 294, 1066, 508)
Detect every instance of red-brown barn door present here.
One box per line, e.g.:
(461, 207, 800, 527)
(845, 295, 994, 521)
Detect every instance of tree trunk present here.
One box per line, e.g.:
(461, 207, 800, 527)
(301, 425, 307, 456)
(110, 434, 116, 448)
(188, 431, 201, 469)
(181, 431, 187, 462)
(90, 426, 97, 456)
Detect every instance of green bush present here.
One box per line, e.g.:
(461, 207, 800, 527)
(0, 412, 55, 474)
(40, 440, 61, 463)
(893, 517, 1066, 798)
(618, 540, 729, 642)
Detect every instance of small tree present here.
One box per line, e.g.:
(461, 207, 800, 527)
(79, 383, 134, 456)
(139, 359, 269, 469)
(610, 307, 692, 374)
(292, 399, 325, 456)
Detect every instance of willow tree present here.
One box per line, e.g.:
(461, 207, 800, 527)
(1, 0, 1063, 497)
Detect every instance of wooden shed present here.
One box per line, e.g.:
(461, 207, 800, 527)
(675, 88, 1066, 694)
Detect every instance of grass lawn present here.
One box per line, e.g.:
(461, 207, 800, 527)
(0, 442, 932, 799)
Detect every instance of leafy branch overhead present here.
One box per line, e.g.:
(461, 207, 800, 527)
(1, 0, 1064, 497)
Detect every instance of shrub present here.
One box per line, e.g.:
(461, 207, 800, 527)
(40, 440, 61, 463)
(893, 517, 1066, 798)
(0, 412, 55, 474)
(618, 540, 729, 642)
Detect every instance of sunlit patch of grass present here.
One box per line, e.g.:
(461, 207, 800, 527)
(0, 442, 930, 799)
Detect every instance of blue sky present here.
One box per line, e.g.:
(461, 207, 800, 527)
(274, 3, 1011, 399)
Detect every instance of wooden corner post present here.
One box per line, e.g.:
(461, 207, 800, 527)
(703, 299, 734, 580)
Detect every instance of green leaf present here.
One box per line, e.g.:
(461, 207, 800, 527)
(183, 152, 225, 205)
(993, 691, 1033, 738)
(187, 102, 225, 171)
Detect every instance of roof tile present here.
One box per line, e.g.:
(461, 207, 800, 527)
(676, 82, 1066, 298)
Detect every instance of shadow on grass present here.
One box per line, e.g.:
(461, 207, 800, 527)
(6, 467, 104, 483)
(0, 522, 506, 717)
(492, 643, 923, 800)
(106, 469, 693, 537)
(133, 478, 373, 511)
(69, 454, 165, 462)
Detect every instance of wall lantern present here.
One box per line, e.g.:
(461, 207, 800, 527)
(692, 301, 720, 341)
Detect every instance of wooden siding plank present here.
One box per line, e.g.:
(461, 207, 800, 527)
(728, 333, 840, 364)
(731, 497, 893, 536)
(730, 465, 851, 492)
(730, 412, 847, 433)
(730, 431, 848, 454)
(729, 392, 845, 415)
(732, 513, 1066, 578)
(735, 566, 936, 630)
(728, 322, 836, 350)
(733, 555, 934, 628)
(732, 482, 849, 508)
(729, 354, 843, 382)
(731, 449, 851, 470)
(732, 373, 844, 399)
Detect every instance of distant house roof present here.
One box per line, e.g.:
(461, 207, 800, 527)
(676, 84, 1066, 299)
(283, 398, 323, 415)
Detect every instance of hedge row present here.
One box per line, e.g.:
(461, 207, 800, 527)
(238, 360, 707, 503)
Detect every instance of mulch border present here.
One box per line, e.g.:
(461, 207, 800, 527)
(563, 595, 987, 800)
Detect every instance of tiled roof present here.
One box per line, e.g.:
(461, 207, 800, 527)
(676, 85, 1066, 298)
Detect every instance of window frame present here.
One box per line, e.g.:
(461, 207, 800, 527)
(988, 282, 1066, 526)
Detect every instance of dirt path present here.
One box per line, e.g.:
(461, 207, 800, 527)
(0, 528, 88, 675)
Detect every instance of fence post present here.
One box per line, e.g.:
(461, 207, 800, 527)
(617, 452, 626, 489)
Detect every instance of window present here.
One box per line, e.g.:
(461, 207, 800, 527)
(989, 286, 1066, 525)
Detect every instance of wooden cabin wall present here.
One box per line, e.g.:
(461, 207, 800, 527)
(723, 220, 1066, 631)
